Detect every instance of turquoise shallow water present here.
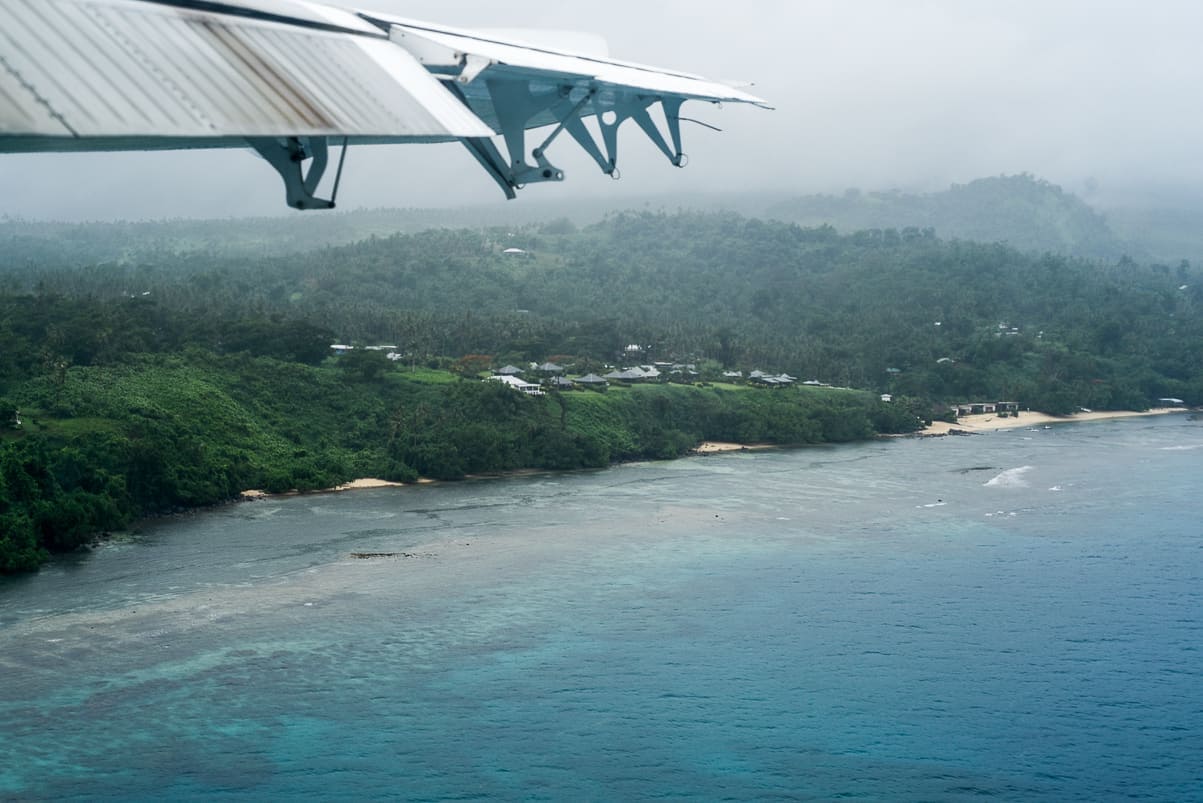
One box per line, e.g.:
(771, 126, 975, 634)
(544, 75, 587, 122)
(2, 416, 1202, 800)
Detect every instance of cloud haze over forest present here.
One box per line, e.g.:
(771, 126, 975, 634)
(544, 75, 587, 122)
(2, 0, 1201, 220)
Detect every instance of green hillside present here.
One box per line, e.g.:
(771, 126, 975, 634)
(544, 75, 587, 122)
(0, 355, 907, 573)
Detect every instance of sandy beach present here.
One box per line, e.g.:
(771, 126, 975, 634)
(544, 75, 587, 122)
(919, 407, 1189, 436)
(239, 477, 431, 500)
(693, 441, 776, 454)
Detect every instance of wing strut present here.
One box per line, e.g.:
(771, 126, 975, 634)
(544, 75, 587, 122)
(555, 92, 619, 179)
(452, 85, 709, 199)
(459, 135, 518, 200)
(595, 94, 689, 174)
(486, 78, 567, 186)
(456, 81, 596, 199)
(248, 136, 349, 210)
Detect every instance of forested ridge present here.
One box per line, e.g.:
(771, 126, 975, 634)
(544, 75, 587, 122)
(7, 206, 1199, 406)
(2, 201, 1201, 572)
(10, 174, 1200, 266)
(766, 175, 1128, 259)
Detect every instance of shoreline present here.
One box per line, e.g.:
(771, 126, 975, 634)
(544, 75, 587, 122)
(239, 468, 560, 501)
(235, 409, 1193, 501)
(917, 406, 1189, 436)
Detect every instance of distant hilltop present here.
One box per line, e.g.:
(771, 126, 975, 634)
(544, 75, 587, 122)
(765, 174, 1128, 261)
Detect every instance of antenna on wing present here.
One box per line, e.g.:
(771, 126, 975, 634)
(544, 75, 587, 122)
(679, 117, 723, 133)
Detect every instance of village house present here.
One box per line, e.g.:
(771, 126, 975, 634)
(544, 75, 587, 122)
(749, 372, 796, 387)
(489, 374, 544, 395)
(604, 367, 651, 382)
(574, 373, 609, 388)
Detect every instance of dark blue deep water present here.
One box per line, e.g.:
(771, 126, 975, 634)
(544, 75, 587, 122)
(2, 416, 1201, 800)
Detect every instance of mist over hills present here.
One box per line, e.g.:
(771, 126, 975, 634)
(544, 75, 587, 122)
(6, 174, 1203, 267)
(766, 175, 1128, 261)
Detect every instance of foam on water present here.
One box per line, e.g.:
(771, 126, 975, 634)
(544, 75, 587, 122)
(983, 465, 1035, 487)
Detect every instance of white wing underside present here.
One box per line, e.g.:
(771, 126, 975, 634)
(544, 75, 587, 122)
(0, 0, 769, 207)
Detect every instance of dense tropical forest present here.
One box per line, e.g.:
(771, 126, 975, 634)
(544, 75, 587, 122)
(2, 176, 1201, 572)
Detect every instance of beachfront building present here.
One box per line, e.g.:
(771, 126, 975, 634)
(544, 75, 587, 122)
(953, 401, 1019, 416)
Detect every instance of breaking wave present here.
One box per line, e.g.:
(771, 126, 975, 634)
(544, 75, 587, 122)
(984, 466, 1034, 488)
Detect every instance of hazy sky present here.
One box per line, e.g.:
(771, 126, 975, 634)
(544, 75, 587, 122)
(3, 0, 1202, 220)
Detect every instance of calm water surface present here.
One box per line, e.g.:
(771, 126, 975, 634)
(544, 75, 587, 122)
(2, 416, 1201, 800)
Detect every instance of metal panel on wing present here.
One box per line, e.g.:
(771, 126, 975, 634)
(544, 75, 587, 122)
(0, 0, 492, 141)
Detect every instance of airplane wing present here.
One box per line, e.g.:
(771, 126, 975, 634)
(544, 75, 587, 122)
(364, 11, 771, 199)
(0, 0, 769, 209)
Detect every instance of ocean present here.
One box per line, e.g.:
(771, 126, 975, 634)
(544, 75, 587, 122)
(2, 415, 1201, 801)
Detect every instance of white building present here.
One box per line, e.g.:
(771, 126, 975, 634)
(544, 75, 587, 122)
(489, 375, 544, 395)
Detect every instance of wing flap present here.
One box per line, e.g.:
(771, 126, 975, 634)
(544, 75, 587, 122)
(358, 11, 770, 199)
(367, 15, 770, 107)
